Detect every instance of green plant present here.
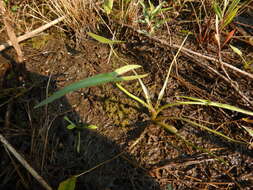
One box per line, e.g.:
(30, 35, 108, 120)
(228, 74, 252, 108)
(115, 34, 253, 148)
(213, 0, 240, 30)
(54, 32, 253, 190)
(138, 0, 171, 34)
(230, 44, 253, 72)
(34, 64, 147, 108)
(86, 32, 253, 148)
(64, 116, 97, 153)
(102, 0, 114, 15)
(213, 0, 241, 76)
(3, 0, 20, 12)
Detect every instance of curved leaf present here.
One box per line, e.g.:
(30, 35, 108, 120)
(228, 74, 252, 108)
(34, 65, 147, 108)
(87, 32, 124, 44)
(58, 176, 76, 190)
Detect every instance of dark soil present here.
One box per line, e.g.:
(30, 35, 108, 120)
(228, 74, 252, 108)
(1, 18, 253, 190)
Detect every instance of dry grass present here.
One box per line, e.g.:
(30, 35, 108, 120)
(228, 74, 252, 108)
(46, 0, 99, 37)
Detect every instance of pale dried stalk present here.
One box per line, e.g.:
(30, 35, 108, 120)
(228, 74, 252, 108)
(0, 133, 52, 190)
(0, 16, 65, 52)
(151, 36, 253, 80)
(119, 23, 253, 80)
(0, 0, 24, 62)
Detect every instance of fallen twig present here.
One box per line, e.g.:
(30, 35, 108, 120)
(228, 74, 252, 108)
(0, 16, 65, 52)
(184, 51, 253, 106)
(151, 36, 253, 80)
(0, 0, 23, 62)
(118, 22, 253, 80)
(0, 133, 53, 190)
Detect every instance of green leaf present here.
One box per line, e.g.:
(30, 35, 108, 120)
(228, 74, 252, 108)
(58, 176, 77, 190)
(34, 65, 146, 108)
(177, 117, 245, 144)
(148, 0, 155, 11)
(64, 116, 76, 127)
(11, 5, 19, 12)
(213, 3, 222, 19)
(150, 2, 166, 17)
(226, 0, 240, 17)
(67, 125, 76, 130)
(87, 32, 124, 44)
(114, 65, 141, 75)
(85, 125, 98, 130)
(230, 45, 242, 56)
(223, 7, 239, 28)
(102, 0, 114, 15)
(178, 96, 253, 116)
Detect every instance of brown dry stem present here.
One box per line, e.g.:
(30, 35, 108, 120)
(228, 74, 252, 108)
(0, 133, 53, 190)
(0, 1, 24, 62)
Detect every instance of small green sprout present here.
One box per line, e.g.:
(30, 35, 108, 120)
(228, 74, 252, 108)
(230, 45, 253, 72)
(64, 116, 98, 153)
(138, 0, 171, 35)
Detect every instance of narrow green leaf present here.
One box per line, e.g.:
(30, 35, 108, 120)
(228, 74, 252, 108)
(230, 45, 242, 56)
(58, 176, 76, 190)
(114, 65, 142, 75)
(213, 3, 222, 19)
(176, 117, 245, 144)
(120, 74, 148, 81)
(87, 32, 124, 44)
(116, 83, 151, 110)
(223, 7, 239, 28)
(35, 65, 145, 108)
(64, 116, 76, 126)
(148, 0, 155, 12)
(67, 125, 76, 130)
(102, 0, 114, 14)
(226, 0, 240, 16)
(155, 121, 178, 134)
(178, 96, 253, 116)
(151, 2, 166, 17)
(85, 125, 98, 130)
(34, 73, 115, 108)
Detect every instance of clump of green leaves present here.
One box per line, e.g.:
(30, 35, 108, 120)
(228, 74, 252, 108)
(138, 0, 171, 35)
(64, 116, 97, 153)
(116, 34, 253, 148)
(213, 0, 240, 30)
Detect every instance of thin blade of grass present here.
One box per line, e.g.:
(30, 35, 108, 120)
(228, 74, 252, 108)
(115, 65, 142, 75)
(87, 32, 124, 44)
(174, 133, 227, 164)
(116, 83, 151, 110)
(178, 96, 253, 116)
(120, 74, 148, 81)
(171, 117, 247, 144)
(223, 7, 239, 28)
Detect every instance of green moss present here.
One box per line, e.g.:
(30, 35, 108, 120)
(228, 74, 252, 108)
(104, 94, 140, 127)
(29, 34, 53, 49)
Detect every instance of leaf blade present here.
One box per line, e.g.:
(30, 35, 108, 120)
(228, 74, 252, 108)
(58, 176, 77, 190)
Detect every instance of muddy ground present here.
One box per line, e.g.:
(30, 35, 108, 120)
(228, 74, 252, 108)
(1, 16, 253, 190)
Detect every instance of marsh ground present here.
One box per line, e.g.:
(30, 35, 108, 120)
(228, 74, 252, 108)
(0, 1, 253, 189)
